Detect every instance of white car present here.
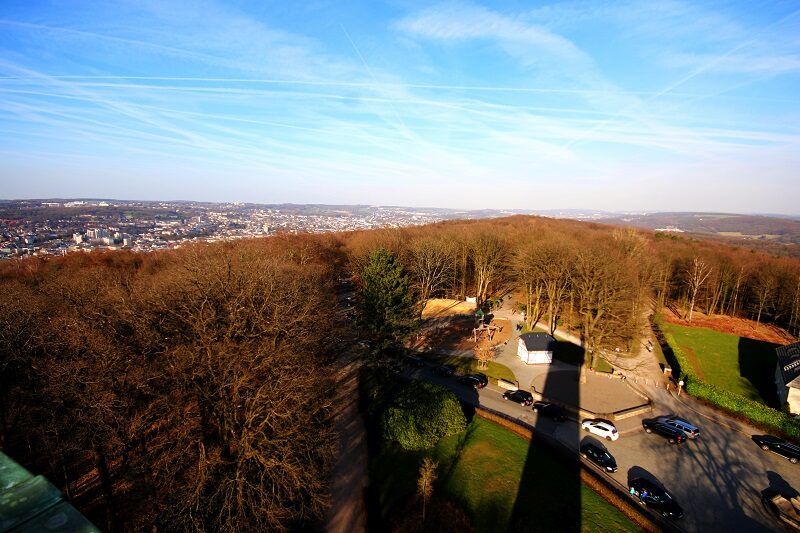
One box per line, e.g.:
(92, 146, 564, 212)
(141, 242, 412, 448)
(581, 419, 619, 441)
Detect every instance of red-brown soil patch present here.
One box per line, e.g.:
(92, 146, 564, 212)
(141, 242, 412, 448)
(661, 307, 795, 344)
(681, 345, 706, 380)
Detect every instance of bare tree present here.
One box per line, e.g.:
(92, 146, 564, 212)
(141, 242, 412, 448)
(752, 265, 778, 324)
(470, 232, 505, 305)
(539, 241, 574, 335)
(407, 236, 455, 303)
(685, 257, 713, 322)
(139, 243, 337, 531)
(417, 456, 438, 523)
(513, 243, 545, 330)
(572, 246, 634, 381)
(473, 339, 494, 370)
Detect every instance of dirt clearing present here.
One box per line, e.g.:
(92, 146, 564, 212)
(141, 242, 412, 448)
(661, 307, 795, 344)
(421, 298, 477, 319)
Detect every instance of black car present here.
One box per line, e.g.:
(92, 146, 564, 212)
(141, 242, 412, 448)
(471, 373, 488, 387)
(629, 478, 684, 519)
(502, 389, 533, 406)
(458, 373, 488, 389)
(753, 435, 800, 464)
(642, 419, 686, 444)
(533, 401, 566, 422)
(579, 442, 617, 473)
(432, 364, 455, 377)
(405, 355, 426, 368)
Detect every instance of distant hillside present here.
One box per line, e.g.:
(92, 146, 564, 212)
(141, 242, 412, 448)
(598, 212, 800, 258)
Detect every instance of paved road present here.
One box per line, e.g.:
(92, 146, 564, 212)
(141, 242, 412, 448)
(414, 365, 799, 533)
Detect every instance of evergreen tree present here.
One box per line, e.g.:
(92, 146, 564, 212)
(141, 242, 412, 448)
(358, 248, 415, 351)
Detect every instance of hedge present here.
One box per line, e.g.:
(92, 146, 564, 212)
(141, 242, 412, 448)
(654, 315, 800, 442)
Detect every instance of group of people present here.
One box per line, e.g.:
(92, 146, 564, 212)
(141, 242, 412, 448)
(630, 486, 649, 502)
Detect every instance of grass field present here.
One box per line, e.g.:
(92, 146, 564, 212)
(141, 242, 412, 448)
(370, 417, 639, 532)
(425, 353, 518, 384)
(661, 321, 780, 407)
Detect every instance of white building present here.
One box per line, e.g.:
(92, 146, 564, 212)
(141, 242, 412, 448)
(776, 342, 800, 414)
(517, 332, 556, 365)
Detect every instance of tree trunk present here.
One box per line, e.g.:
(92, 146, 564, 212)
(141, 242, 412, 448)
(94, 447, 116, 532)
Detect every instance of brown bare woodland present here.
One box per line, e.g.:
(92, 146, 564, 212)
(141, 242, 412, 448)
(0, 239, 342, 532)
(1, 214, 799, 531)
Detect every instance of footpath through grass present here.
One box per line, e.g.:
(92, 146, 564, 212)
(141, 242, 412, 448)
(370, 416, 639, 532)
(661, 321, 779, 407)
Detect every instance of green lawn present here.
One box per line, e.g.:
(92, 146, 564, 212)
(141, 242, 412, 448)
(660, 322, 780, 407)
(370, 417, 640, 532)
(423, 353, 517, 384)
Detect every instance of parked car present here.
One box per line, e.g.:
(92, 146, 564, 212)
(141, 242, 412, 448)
(581, 419, 619, 441)
(458, 373, 488, 388)
(503, 389, 533, 406)
(642, 419, 687, 444)
(473, 373, 489, 387)
(458, 374, 487, 389)
(761, 489, 800, 529)
(658, 416, 700, 439)
(580, 442, 617, 472)
(432, 364, 455, 377)
(629, 478, 684, 519)
(753, 435, 800, 464)
(405, 355, 426, 368)
(532, 401, 566, 422)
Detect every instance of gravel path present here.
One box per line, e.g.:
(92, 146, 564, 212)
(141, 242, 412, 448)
(325, 358, 368, 533)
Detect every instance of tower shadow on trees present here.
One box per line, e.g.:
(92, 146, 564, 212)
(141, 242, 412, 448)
(506, 364, 581, 532)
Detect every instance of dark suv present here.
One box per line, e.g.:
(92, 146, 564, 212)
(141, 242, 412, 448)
(580, 442, 617, 472)
(642, 419, 686, 444)
(458, 373, 488, 389)
(503, 389, 533, 406)
(431, 364, 455, 377)
(753, 435, 800, 464)
(533, 401, 566, 422)
(629, 478, 684, 519)
(405, 355, 426, 368)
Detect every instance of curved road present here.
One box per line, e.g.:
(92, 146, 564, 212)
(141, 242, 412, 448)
(415, 365, 798, 533)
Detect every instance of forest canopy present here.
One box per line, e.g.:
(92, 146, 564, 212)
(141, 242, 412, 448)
(1, 214, 798, 531)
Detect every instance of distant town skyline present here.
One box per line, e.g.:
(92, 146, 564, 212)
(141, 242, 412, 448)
(1, 1, 799, 214)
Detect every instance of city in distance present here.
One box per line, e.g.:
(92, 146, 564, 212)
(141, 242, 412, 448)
(2, 1, 800, 532)
(2, 198, 800, 260)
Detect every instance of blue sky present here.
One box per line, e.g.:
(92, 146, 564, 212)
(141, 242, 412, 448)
(1, 1, 799, 213)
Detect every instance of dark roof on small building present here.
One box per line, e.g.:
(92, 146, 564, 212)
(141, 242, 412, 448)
(777, 342, 800, 388)
(519, 332, 557, 352)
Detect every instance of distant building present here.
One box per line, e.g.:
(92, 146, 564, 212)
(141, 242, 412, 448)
(654, 226, 684, 233)
(73, 233, 85, 244)
(775, 342, 800, 414)
(517, 332, 556, 365)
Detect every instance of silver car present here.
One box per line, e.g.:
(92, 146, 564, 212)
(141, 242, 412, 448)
(659, 416, 700, 439)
